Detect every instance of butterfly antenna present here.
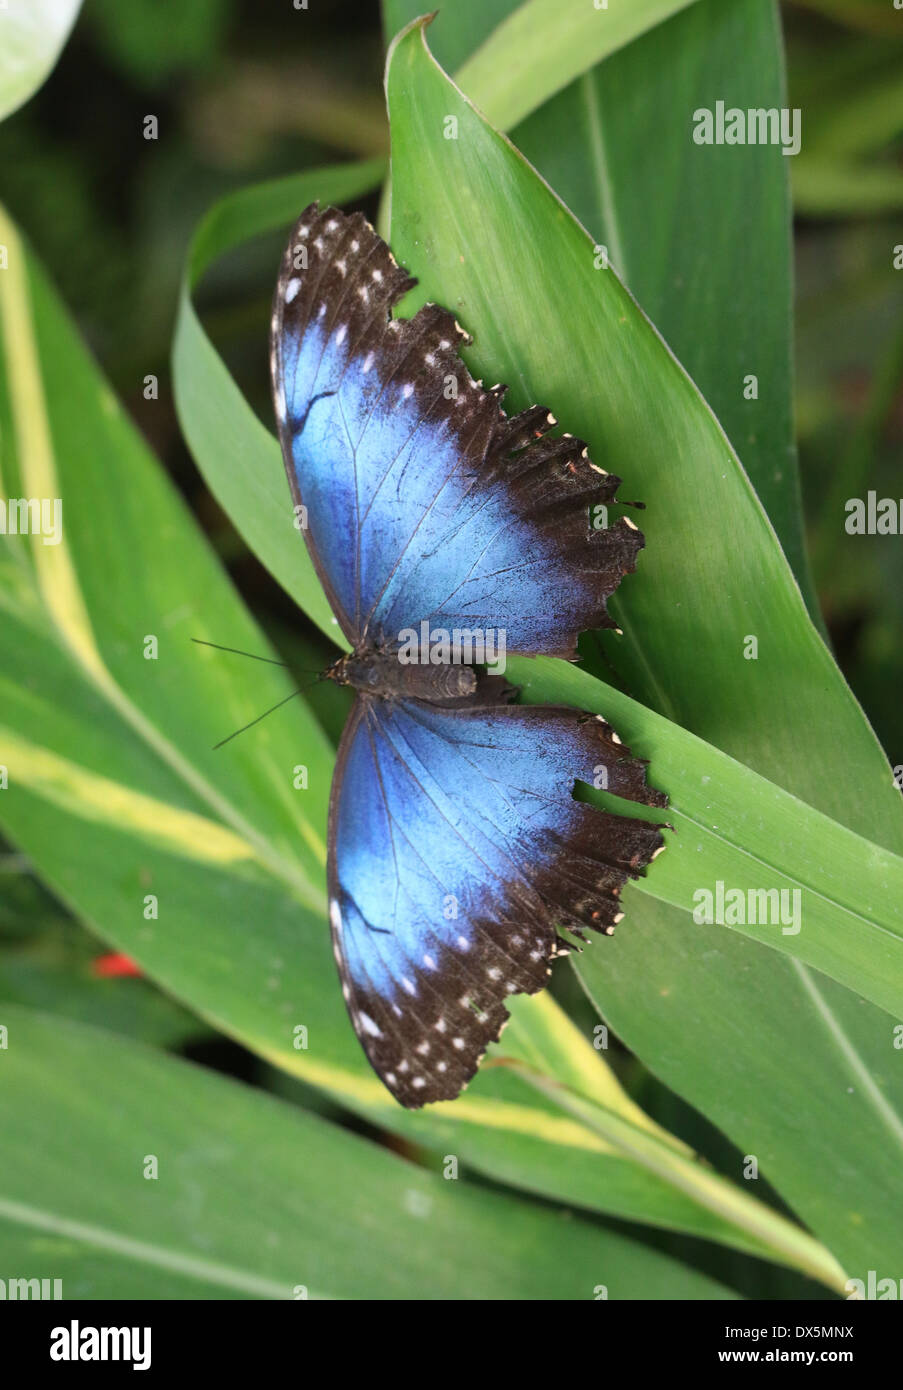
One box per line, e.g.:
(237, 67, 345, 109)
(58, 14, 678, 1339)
(192, 638, 290, 668)
(193, 637, 324, 677)
(195, 639, 329, 747)
(212, 689, 304, 750)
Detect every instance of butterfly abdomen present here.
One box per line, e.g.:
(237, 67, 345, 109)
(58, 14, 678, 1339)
(331, 648, 478, 703)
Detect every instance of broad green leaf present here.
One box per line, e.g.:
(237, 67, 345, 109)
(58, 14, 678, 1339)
(0, 1006, 738, 1299)
(511, 656, 903, 1020)
(0, 0, 83, 122)
(384, 15, 903, 1276)
(454, 0, 702, 134)
(0, 204, 829, 1281)
(508, 0, 818, 621)
(508, 1063, 846, 1293)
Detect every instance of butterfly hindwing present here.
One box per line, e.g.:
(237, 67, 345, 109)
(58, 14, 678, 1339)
(271, 203, 643, 657)
(328, 683, 666, 1108)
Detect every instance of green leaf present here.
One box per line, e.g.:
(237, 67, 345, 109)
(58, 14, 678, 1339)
(507, 0, 819, 620)
(0, 0, 83, 122)
(383, 14, 903, 1276)
(0, 1006, 738, 1299)
(511, 656, 903, 1020)
(509, 1063, 846, 1293)
(453, 0, 702, 134)
(2, 202, 831, 1283)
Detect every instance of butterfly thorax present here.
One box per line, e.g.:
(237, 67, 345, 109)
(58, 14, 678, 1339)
(328, 648, 478, 704)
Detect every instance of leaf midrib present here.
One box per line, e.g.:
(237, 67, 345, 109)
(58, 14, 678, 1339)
(0, 1196, 309, 1300)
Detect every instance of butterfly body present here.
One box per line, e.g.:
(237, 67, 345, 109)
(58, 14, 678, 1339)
(328, 647, 478, 703)
(271, 203, 668, 1108)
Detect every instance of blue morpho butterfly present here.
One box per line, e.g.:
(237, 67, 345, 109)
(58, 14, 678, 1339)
(269, 203, 667, 1108)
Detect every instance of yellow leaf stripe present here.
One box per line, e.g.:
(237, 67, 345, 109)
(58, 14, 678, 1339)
(249, 1037, 612, 1153)
(0, 205, 326, 903)
(1, 730, 256, 866)
(0, 211, 108, 685)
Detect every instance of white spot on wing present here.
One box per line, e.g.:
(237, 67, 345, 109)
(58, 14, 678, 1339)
(284, 277, 301, 304)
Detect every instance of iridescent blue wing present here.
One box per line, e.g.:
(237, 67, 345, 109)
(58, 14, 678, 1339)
(270, 203, 642, 655)
(329, 683, 666, 1108)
